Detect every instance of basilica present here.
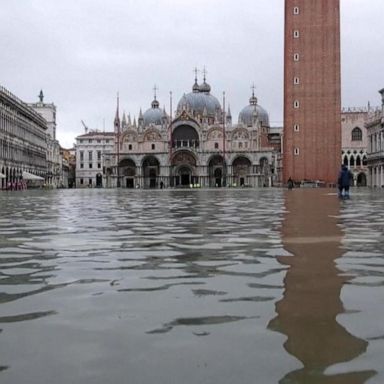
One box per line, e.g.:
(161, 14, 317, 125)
(91, 74, 282, 189)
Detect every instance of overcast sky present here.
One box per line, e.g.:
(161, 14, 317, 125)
(1, 0, 383, 148)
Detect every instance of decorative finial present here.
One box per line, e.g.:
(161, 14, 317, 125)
(193, 67, 199, 82)
(202, 66, 208, 82)
(251, 83, 256, 97)
(38, 90, 44, 103)
(250, 84, 258, 106)
(153, 84, 158, 100)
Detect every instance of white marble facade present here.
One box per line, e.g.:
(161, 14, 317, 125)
(101, 78, 281, 189)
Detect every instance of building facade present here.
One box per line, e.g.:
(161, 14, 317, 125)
(102, 77, 281, 189)
(0, 85, 47, 190)
(75, 131, 115, 188)
(366, 89, 384, 187)
(283, 0, 342, 185)
(341, 108, 369, 186)
(29, 91, 63, 188)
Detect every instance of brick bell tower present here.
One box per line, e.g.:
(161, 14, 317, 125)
(283, 0, 341, 185)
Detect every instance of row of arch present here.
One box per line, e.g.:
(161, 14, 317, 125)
(114, 152, 270, 189)
(342, 153, 367, 167)
(0, 165, 44, 190)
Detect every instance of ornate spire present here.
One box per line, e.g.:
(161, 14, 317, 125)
(38, 90, 44, 103)
(122, 111, 127, 127)
(114, 93, 120, 132)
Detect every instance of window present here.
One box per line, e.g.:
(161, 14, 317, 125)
(293, 30, 300, 38)
(294, 124, 300, 132)
(97, 140, 101, 143)
(88, 151, 93, 161)
(88, 139, 93, 144)
(98, 163, 101, 169)
(294, 53, 300, 61)
(79, 139, 83, 144)
(151, 144, 155, 150)
(106, 140, 110, 144)
(80, 163, 84, 169)
(293, 6, 299, 15)
(80, 178, 84, 185)
(89, 163, 93, 169)
(97, 151, 101, 161)
(294, 77, 300, 85)
(128, 144, 132, 150)
(80, 151, 84, 161)
(294, 100, 300, 109)
(294, 148, 300, 156)
(352, 127, 363, 141)
(89, 179, 92, 186)
(239, 142, 243, 149)
(214, 143, 219, 149)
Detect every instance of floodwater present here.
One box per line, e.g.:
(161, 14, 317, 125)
(0, 188, 383, 384)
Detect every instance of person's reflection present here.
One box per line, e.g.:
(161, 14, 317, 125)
(269, 190, 375, 383)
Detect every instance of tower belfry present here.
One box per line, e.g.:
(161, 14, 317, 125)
(283, 0, 341, 185)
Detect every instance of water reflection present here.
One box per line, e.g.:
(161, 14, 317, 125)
(269, 189, 376, 383)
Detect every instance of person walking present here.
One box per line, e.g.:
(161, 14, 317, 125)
(338, 165, 353, 198)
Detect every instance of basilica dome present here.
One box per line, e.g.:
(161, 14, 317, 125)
(143, 98, 167, 126)
(177, 79, 222, 118)
(238, 93, 270, 127)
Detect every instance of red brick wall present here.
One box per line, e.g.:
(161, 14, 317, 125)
(283, 0, 341, 185)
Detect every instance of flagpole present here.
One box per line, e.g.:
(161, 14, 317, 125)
(223, 91, 226, 187)
(169, 91, 173, 186)
(116, 93, 121, 188)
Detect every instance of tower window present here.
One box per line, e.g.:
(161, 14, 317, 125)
(214, 142, 219, 149)
(294, 100, 300, 109)
(293, 6, 300, 15)
(293, 30, 300, 38)
(151, 144, 155, 150)
(294, 124, 300, 132)
(294, 148, 300, 156)
(128, 144, 132, 150)
(294, 77, 300, 85)
(294, 53, 300, 61)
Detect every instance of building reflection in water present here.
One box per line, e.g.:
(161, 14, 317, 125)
(268, 189, 376, 383)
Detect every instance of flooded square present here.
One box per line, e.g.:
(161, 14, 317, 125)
(0, 188, 383, 383)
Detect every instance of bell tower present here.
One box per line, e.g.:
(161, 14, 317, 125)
(283, 0, 341, 185)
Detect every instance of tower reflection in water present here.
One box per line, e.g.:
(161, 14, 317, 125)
(269, 190, 375, 383)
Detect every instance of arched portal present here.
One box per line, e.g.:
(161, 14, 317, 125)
(232, 156, 252, 186)
(142, 156, 160, 189)
(171, 151, 197, 187)
(96, 173, 103, 188)
(208, 155, 226, 187)
(119, 158, 136, 188)
(172, 125, 199, 149)
(357, 172, 367, 187)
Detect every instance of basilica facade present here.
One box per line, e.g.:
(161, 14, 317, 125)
(102, 76, 282, 189)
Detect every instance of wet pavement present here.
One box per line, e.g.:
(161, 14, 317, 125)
(0, 188, 383, 383)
